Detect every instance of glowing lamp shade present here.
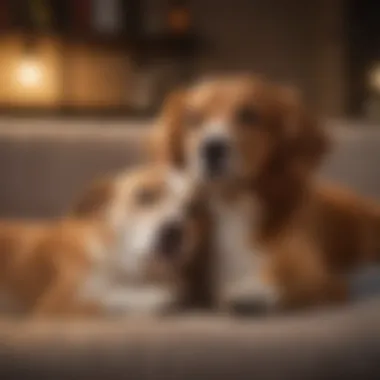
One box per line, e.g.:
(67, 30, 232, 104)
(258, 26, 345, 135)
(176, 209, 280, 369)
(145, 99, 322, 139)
(16, 59, 43, 88)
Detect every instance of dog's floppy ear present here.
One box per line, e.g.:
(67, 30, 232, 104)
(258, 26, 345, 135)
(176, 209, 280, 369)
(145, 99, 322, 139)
(151, 89, 187, 167)
(277, 86, 330, 172)
(70, 177, 114, 218)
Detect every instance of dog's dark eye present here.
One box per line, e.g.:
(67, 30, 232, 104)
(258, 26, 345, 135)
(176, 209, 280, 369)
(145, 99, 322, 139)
(135, 187, 160, 207)
(234, 105, 259, 126)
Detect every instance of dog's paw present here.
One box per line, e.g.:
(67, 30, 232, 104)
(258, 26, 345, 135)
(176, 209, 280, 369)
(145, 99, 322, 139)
(225, 278, 280, 317)
(104, 286, 178, 317)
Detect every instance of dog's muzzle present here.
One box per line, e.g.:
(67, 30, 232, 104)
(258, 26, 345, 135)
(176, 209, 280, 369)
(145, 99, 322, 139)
(201, 138, 230, 178)
(155, 220, 184, 260)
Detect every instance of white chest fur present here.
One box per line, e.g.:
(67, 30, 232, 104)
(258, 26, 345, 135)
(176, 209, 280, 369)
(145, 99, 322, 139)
(78, 230, 152, 304)
(212, 197, 269, 305)
(77, 239, 114, 307)
(77, 235, 177, 316)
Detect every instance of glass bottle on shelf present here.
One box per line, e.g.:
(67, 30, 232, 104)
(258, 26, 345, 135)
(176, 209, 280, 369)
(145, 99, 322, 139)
(366, 63, 380, 123)
(167, 0, 190, 35)
(0, 0, 9, 31)
(93, 0, 122, 35)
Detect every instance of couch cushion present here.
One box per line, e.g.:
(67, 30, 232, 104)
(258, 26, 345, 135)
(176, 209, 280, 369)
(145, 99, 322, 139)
(320, 122, 380, 199)
(0, 119, 151, 218)
(0, 119, 380, 218)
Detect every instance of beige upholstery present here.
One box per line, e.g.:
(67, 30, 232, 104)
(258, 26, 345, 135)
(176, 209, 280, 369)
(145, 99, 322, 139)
(0, 120, 151, 218)
(0, 299, 379, 379)
(1, 119, 380, 218)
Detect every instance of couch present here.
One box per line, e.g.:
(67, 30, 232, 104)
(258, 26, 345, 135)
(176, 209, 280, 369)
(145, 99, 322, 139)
(0, 117, 379, 380)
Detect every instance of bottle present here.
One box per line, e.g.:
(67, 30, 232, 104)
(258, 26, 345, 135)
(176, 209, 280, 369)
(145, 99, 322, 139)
(93, 0, 122, 35)
(167, 0, 190, 35)
(0, 0, 9, 31)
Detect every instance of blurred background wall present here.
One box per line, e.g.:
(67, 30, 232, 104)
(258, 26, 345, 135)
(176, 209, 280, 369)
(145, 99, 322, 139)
(0, 0, 377, 120)
(192, 0, 346, 117)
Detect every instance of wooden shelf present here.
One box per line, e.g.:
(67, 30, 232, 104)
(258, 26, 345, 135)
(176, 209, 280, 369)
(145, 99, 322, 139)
(0, 105, 156, 119)
(133, 33, 203, 59)
(13, 30, 204, 58)
(0, 2, 205, 115)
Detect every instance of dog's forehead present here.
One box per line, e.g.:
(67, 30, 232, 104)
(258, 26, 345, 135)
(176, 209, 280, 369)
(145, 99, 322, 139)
(187, 77, 267, 110)
(166, 169, 194, 198)
(123, 166, 194, 199)
(116, 168, 161, 200)
(127, 168, 161, 187)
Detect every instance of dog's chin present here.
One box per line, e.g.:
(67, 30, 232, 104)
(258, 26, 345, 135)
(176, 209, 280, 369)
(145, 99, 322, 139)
(204, 177, 231, 191)
(200, 169, 241, 191)
(145, 254, 183, 282)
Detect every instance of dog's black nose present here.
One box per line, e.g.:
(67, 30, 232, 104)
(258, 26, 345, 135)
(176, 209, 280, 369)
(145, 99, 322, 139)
(201, 139, 230, 177)
(156, 221, 184, 259)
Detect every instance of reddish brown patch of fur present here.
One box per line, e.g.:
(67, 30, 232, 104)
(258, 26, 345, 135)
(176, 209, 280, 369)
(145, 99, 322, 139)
(0, 219, 107, 317)
(71, 177, 115, 218)
(154, 75, 380, 309)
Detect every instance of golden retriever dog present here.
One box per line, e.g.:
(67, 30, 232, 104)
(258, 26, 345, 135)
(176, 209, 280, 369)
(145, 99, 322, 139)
(153, 74, 380, 313)
(0, 164, 210, 317)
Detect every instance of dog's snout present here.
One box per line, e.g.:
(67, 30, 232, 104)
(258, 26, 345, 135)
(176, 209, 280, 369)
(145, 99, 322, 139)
(156, 221, 184, 259)
(201, 139, 230, 177)
(202, 139, 228, 162)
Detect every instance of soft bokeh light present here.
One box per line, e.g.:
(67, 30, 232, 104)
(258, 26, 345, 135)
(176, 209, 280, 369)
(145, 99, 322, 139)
(16, 59, 43, 88)
(369, 63, 380, 93)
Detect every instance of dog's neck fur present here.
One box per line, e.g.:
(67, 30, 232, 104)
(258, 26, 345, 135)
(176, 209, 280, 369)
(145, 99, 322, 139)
(206, 184, 262, 307)
(206, 171, 311, 308)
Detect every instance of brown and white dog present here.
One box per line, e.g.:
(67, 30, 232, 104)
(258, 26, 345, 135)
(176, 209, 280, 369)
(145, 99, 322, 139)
(0, 164, 208, 317)
(154, 74, 380, 312)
